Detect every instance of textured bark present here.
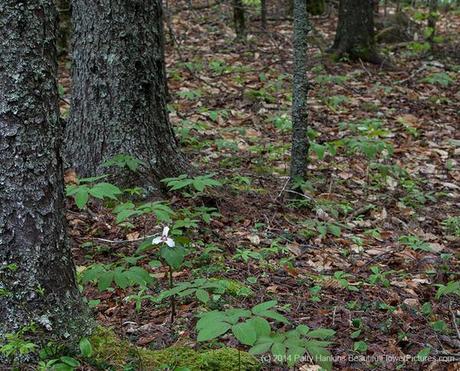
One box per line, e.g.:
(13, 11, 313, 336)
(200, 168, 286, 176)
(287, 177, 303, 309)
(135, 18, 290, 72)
(66, 0, 188, 181)
(330, 0, 382, 63)
(233, 0, 246, 41)
(56, 0, 71, 56)
(290, 0, 309, 189)
(0, 0, 92, 364)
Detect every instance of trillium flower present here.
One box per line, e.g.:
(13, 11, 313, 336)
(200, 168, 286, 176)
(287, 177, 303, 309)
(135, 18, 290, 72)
(151, 226, 175, 248)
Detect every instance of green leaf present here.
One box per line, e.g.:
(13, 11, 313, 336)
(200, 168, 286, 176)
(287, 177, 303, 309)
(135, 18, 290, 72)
(417, 347, 431, 362)
(307, 328, 335, 340)
(89, 182, 122, 199)
(160, 245, 185, 270)
(286, 344, 306, 367)
(98, 271, 114, 291)
(353, 340, 368, 353)
(232, 321, 257, 346)
(114, 270, 129, 289)
(249, 341, 272, 355)
(248, 317, 271, 337)
(271, 341, 286, 359)
(75, 188, 89, 209)
(257, 310, 290, 324)
(252, 300, 278, 314)
(195, 289, 210, 304)
(197, 321, 231, 342)
(196, 311, 227, 330)
(305, 341, 332, 371)
(59, 356, 80, 367)
(79, 338, 93, 357)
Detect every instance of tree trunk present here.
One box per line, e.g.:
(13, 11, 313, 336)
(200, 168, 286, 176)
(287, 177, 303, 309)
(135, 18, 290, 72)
(330, 0, 382, 63)
(427, 0, 438, 43)
(233, 0, 246, 41)
(290, 0, 309, 191)
(261, 0, 267, 30)
(307, 0, 325, 15)
(66, 0, 188, 181)
(0, 0, 92, 364)
(56, 0, 71, 56)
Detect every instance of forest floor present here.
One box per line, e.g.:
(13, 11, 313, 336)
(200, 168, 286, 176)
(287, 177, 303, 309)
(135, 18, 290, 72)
(61, 2, 460, 370)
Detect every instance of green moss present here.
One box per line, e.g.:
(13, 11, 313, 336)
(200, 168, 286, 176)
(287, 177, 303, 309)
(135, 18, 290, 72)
(307, 0, 325, 15)
(89, 327, 260, 370)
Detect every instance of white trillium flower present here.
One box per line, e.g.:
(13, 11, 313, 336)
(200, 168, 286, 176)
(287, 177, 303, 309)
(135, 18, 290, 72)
(151, 226, 175, 248)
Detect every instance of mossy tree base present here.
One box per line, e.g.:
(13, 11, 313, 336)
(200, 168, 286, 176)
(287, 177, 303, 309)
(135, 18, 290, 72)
(90, 327, 260, 371)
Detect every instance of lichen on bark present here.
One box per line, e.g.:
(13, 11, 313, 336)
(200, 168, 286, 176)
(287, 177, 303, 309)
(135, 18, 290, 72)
(0, 0, 93, 364)
(66, 0, 189, 182)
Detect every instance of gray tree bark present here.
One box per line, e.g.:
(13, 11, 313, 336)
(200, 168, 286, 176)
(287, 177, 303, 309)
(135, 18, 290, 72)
(66, 0, 188, 181)
(290, 0, 310, 191)
(330, 0, 382, 63)
(0, 0, 92, 364)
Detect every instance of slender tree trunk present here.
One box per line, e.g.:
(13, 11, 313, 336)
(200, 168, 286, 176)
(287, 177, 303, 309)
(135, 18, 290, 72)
(261, 0, 267, 30)
(56, 0, 71, 56)
(427, 0, 438, 43)
(0, 0, 92, 364)
(233, 0, 247, 41)
(66, 0, 188, 181)
(307, 0, 325, 15)
(290, 0, 309, 191)
(330, 0, 382, 63)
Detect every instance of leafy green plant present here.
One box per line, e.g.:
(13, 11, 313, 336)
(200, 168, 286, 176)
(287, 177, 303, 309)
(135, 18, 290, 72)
(80, 263, 153, 291)
(442, 216, 460, 236)
(161, 174, 222, 193)
(113, 201, 174, 224)
(435, 281, 460, 300)
(102, 154, 146, 172)
(421, 72, 454, 87)
(399, 235, 432, 252)
(66, 176, 122, 209)
(368, 266, 391, 287)
(196, 300, 334, 369)
(0, 323, 37, 360)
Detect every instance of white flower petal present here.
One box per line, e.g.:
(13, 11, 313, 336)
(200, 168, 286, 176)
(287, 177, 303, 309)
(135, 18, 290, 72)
(162, 226, 170, 237)
(151, 236, 162, 245)
(165, 238, 175, 248)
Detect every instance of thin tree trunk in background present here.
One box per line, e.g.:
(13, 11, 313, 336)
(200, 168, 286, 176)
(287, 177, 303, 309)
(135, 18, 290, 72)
(233, 0, 246, 41)
(427, 0, 438, 43)
(0, 0, 92, 364)
(67, 0, 188, 181)
(330, 0, 382, 64)
(261, 0, 267, 30)
(56, 0, 71, 56)
(290, 0, 309, 191)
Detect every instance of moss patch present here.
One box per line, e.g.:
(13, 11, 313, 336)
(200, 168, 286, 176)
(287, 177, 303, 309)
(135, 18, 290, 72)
(90, 327, 260, 370)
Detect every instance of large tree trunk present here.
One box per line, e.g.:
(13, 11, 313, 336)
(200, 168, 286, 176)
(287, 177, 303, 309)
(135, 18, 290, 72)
(289, 0, 309, 192)
(66, 0, 188, 181)
(0, 0, 92, 364)
(330, 0, 382, 63)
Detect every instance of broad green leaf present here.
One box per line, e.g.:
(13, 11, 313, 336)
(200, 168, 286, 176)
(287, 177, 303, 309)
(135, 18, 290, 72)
(98, 271, 114, 291)
(249, 342, 272, 355)
(307, 328, 335, 340)
(251, 300, 278, 314)
(271, 341, 286, 359)
(79, 338, 93, 357)
(257, 310, 290, 324)
(197, 321, 231, 342)
(195, 289, 210, 304)
(75, 188, 89, 209)
(232, 321, 257, 346)
(160, 245, 185, 270)
(248, 317, 271, 337)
